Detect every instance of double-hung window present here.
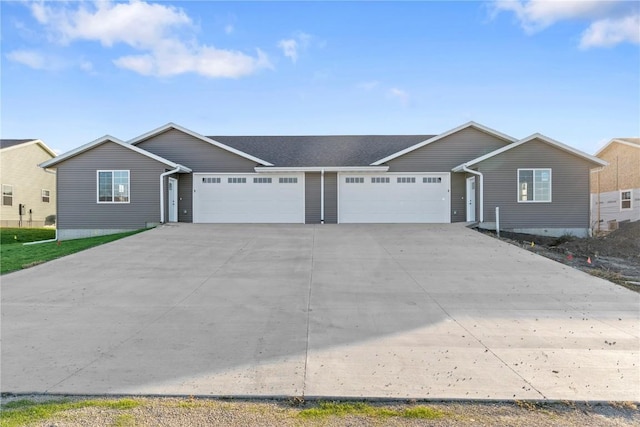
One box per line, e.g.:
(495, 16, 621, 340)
(42, 189, 50, 203)
(2, 184, 13, 206)
(621, 190, 632, 210)
(518, 169, 551, 202)
(98, 170, 130, 203)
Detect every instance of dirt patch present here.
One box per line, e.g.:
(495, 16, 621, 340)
(479, 221, 640, 292)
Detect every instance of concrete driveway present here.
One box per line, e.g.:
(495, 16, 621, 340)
(2, 224, 638, 401)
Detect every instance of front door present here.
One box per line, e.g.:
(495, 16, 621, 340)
(466, 177, 476, 222)
(168, 177, 178, 222)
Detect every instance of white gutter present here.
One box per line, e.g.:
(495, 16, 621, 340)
(160, 167, 182, 223)
(320, 169, 325, 223)
(254, 166, 389, 173)
(461, 166, 484, 223)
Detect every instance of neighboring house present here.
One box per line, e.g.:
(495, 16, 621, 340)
(40, 122, 606, 240)
(1, 139, 57, 227)
(590, 137, 640, 231)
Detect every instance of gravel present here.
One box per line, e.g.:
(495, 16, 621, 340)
(2, 395, 638, 427)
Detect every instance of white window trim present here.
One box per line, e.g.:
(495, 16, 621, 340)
(42, 189, 50, 203)
(517, 168, 552, 203)
(2, 184, 13, 206)
(620, 189, 632, 211)
(97, 170, 130, 204)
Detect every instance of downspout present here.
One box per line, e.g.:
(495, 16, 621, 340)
(590, 166, 606, 234)
(160, 167, 181, 224)
(320, 169, 325, 224)
(461, 166, 483, 223)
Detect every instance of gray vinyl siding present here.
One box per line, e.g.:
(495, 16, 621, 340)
(178, 173, 193, 223)
(385, 127, 510, 222)
(136, 129, 258, 172)
(136, 129, 259, 223)
(55, 142, 168, 230)
(324, 172, 338, 224)
(305, 172, 321, 224)
(478, 139, 592, 230)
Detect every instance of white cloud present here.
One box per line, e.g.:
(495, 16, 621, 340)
(6, 49, 46, 69)
(388, 88, 410, 106)
(79, 60, 94, 72)
(492, 0, 639, 48)
(23, 1, 270, 78)
(278, 32, 313, 63)
(225, 24, 234, 35)
(580, 14, 640, 49)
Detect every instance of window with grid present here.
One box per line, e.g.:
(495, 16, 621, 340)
(279, 177, 298, 183)
(345, 177, 364, 183)
(202, 177, 221, 183)
(254, 177, 272, 183)
(621, 190, 632, 210)
(397, 177, 416, 183)
(2, 184, 13, 206)
(98, 170, 129, 203)
(371, 177, 390, 183)
(228, 177, 247, 183)
(423, 177, 442, 183)
(518, 169, 551, 202)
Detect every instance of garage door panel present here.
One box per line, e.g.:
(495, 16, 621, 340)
(339, 173, 450, 223)
(193, 174, 304, 223)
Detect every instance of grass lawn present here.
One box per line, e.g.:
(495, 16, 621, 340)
(0, 229, 146, 275)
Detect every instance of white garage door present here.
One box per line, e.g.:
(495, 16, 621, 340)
(193, 174, 304, 223)
(338, 173, 450, 223)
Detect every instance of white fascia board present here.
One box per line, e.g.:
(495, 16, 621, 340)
(595, 138, 640, 157)
(461, 133, 608, 169)
(39, 135, 192, 172)
(254, 166, 390, 173)
(371, 121, 517, 166)
(128, 122, 273, 166)
(1, 139, 57, 158)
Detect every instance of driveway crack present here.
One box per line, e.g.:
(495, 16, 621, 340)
(301, 224, 316, 399)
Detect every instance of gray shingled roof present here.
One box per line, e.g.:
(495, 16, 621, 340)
(0, 139, 36, 149)
(207, 135, 434, 167)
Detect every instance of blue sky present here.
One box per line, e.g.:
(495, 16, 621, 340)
(2, 1, 639, 155)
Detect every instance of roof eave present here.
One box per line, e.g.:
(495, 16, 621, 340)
(371, 121, 518, 166)
(128, 122, 274, 166)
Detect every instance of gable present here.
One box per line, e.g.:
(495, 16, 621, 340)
(597, 140, 640, 162)
(385, 126, 512, 172)
(136, 128, 259, 173)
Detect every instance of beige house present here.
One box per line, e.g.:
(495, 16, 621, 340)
(590, 138, 640, 231)
(1, 139, 57, 227)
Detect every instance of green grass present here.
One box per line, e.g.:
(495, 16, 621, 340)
(0, 398, 140, 427)
(0, 229, 146, 274)
(298, 401, 446, 420)
(0, 228, 56, 245)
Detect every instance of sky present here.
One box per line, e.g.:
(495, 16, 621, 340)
(1, 0, 639, 156)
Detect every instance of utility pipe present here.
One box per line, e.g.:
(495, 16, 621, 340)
(461, 166, 484, 223)
(320, 169, 325, 224)
(23, 229, 58, 245)
(495, 207, 500, 238)
(160, 167, 181, 223)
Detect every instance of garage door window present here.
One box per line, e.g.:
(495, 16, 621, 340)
(254, 177, 272, 183)
(228, 177, 246, 183)
(203, 177, 221, 183)
(371, 177, 390, 183)
(279, 177, 298, 183)
(345, 177, 364, 183)
(423, 177, 442, 183)
(397, 177, 416, 183)
(98, 170, 129, 203)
